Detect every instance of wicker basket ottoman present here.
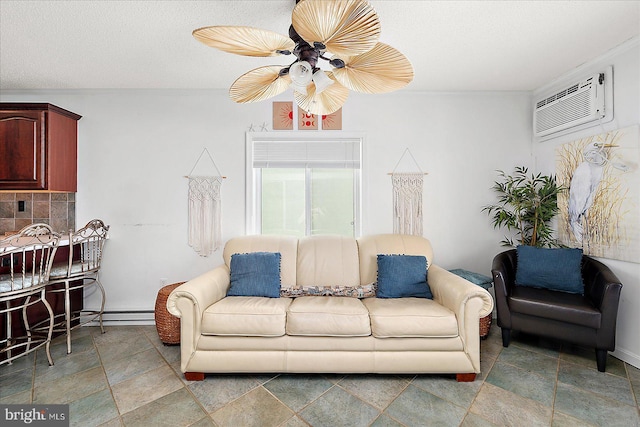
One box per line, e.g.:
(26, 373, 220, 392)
(448, 269, 494, 339)
(155, 282, 185, 345)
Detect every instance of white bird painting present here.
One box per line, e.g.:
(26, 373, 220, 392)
(568, 141, 629, 243)
(557, 125, 639, 263)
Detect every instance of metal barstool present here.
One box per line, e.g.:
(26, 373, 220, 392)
(0, 224, 60, 366)
(46, 219, 109, 354)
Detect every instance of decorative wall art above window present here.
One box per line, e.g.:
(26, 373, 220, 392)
(298, 107, 318, 130)
(322, 108, 342, 130)
(272, 101, 294, 130)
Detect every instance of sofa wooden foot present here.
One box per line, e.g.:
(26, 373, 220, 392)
(456, 373, 476, 382)
(185, 372, 205, 381)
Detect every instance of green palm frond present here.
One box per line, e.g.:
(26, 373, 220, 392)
(483, 167, 565, 247)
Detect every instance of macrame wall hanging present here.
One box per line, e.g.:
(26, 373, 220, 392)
(390, 148, 428, 236)
(185, 148, 225, 257)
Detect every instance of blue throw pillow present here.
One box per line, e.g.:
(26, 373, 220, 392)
(228, 252, 281, 298)
(376, 255, 432, 299)
(515, 245, 584, 295)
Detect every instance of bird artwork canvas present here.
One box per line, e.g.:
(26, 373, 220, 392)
(556, 125, 639, 263)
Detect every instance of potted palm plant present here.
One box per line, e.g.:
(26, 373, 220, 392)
(483, 166, 564, 247)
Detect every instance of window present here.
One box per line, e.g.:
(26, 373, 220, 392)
(246, 132, 363, 237)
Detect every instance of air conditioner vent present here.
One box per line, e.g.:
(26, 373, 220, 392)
(567, 83, 579, 94)
(533, 73, 606, 137)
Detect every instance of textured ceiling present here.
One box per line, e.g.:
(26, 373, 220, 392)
(1, 1, 638, 92)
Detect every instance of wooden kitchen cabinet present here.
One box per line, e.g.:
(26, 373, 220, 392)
(0, 103, 82, 191)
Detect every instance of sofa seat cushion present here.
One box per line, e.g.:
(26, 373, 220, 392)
(509, 287, 601, 328)
(362, 298, 458, 338)
(202, 297, 293, 337)
(286, 296, 371, 337)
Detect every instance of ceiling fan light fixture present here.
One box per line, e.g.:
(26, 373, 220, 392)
(294, 72, 348, 116)
(289, 60, 313, 84)
(312, 70, 334, 94)
(289, 60, 313, 94)
(291, 81, 310, 95)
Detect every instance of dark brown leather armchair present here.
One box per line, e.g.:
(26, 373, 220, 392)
(492, 249, 623, 372)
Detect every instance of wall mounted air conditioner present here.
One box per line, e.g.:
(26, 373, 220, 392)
(533, 67, 612, 138)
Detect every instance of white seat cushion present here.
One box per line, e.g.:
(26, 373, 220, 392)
(49, 261, 94, 279)
(0, 274, 47, 292)
(202, 297, 292, 337)
(286, 296, 371, 337)
(362, 298, 458, 338)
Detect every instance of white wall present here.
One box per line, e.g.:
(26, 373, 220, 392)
(3, 38, 638, 369)
(531, 37, 640, 367)
(0, 88, 531, 316)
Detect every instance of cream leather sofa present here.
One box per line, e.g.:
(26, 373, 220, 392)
(167, 234, 493, 381)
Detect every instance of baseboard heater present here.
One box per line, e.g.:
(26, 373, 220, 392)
(85, 310, 155, 326)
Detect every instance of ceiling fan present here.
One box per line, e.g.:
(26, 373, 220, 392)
(193, 0, 414, 116)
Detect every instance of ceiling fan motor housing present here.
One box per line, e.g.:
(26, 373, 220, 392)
(289, 25, 320, 69)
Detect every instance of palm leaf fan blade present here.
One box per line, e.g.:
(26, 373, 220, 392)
(230, 66, 292, 103)
(193, 26, 294, 57)
(294, 73, 348, 116)
(292, 0, 380, 57)
(332, 43, 414, 94)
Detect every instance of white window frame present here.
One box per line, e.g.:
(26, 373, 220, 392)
(245, 131, 365, 236)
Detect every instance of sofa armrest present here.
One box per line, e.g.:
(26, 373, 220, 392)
(428, 265, 494, 372)
(582, 256, 623, 349)
(428, 265, 494, 321)
(491, 249, 517, 296)
(582, 256, 623, 310)
(167, 265, 230, 319)
(491, 249, 517, 329)
(166, 265, 230, 371)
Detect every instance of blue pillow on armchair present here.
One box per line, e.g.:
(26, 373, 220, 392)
(376, 254, 432, 299)
(228, 252, 281, 298)
(515, 245, 584, 295)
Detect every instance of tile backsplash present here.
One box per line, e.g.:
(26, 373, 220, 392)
(0, 193, 76, 236)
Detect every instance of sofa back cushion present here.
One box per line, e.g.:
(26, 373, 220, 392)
(357, 234, 434, 286)
(296, 235, 361, 289)
(223, 235, 298, 287)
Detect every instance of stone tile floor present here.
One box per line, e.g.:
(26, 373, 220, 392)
(1, 325, 639, 426)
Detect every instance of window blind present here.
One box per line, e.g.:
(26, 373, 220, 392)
(252, 139, 361, 168)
